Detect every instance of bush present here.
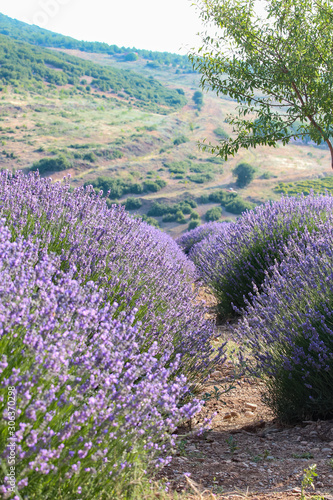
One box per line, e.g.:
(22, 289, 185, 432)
(213, 127, 229, 140)
(0, 222, 203, 498)
(83, 151, 97, 163)
(147, 202, 170, 217)
(31, 154, 72, 174)
(188, 173, 214, 184)
(190, 194, 333, 317)
(125, 197, 142, 210)
(235, 227, 333, 422)
(199, 193, 210, 204)
(0, 170, 223, 383)
(165, 161, 190, 174)
(224, 197, 254, 214)
(233, 163, 256, 188)
(173, 135, 189, 146)
(208, 190, 237, 205)
(143, 180, 162, 192)
(188, 220, 200, 230)
(190, 211, 200, 220)
(0, 171, 228, 495)
(176, 221, 223, 255)
(205, 207, 222, 221)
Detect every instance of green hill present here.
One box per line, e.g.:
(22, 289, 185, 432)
(0, 13, 193, 71)
(0, 33, 186, 113)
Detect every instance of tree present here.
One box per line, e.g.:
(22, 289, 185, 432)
(190, 0, 333, 169)
(205, 207, 222, 221)
(233, 162, 256, 187)
(192, 90, 204, 110)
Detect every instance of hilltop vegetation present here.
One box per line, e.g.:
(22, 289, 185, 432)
(0, 13, 193, 72)
(0, 34, 186, 112)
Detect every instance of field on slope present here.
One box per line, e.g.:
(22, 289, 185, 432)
(1, 46, 332, 237)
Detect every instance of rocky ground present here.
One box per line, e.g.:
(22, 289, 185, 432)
(158, 305, 333, 500)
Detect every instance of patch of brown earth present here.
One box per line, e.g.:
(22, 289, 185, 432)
(159, 322, 333, 500)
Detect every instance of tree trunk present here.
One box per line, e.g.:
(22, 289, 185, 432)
(325, 138, 333, 170)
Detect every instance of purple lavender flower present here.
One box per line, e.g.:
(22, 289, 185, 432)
(0, 222, 203, 497)
(189, 193, 333, 317)
(234, 223, 333, 422)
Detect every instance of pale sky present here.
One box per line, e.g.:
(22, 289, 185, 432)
(0, 0, 206, 54)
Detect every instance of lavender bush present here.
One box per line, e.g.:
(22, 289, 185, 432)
(176, 221, 225, 255)
(190, 194, 333, 317)
(0, 222, 202, 498)
(234, 224, 333, 423)
(0, 170, 224, 386)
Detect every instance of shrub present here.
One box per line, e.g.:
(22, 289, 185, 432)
(224, 197, 254, 214)
(125, 197, 142, 210)
(0, 170, 223, 386)
(188, 220, 200, 230)
(124, 52, 138, 61)
(0, 222, 202, 498)
(31, 154, 72, 174)
(233, 163, 256, 188)
(173, 135, 189, 146)
(143, 180, 162, 192)
(190, 211, 200, 220)
(199, 194, 210, 204)
(165, 161, 190, 174)
(235, 226, 333, 422)
(190, 193, 333, 317)
(205, 207, 222, 221)
(208, 190, 237, 204)
(83, 151, 97, 163)
(147, 202, 170, 217)
(213, 127, 229, 140)
(135, 213, 160, 228)
(188, 173, 214, 184)
(176, 221, 224, 255)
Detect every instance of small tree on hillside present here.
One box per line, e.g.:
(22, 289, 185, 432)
(190, 0, 333, 169)
(233, 163, 256, 188)
(192, 90, 204, 110)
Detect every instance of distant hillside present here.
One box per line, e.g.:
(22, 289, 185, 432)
(0, 34, 186, 113)
(0, 13, 193, 72)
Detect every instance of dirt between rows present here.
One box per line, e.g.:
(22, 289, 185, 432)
(158, 312, 333, 500)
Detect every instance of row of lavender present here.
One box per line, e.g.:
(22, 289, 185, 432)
(0, 171, 225, 499)
(177, 194, 333, 423)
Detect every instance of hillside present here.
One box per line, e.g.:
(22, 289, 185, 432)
(0, 13, 332, 238)
(0, 13, 193, 71)
(0, 34, 186, 113)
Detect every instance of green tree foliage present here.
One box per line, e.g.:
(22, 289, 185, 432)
(147, 200, 196, 217)
(233, 163, 256, 188)
(86, 177, 166, 200)
(124, 52, 138, 61)
(192, 90, 204, 110)
(190, 0, 333, 169)
(173, 135, 190, 146)
(188, 220, 200, 230)
(205, 207, 222, 221)
(125, 197, 142, 210)
(190, 211, 200, 219)
(31, 155, 72, 174)
(224, 197, 254, 214)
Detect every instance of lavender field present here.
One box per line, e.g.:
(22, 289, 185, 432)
(1, 172, 333, 499)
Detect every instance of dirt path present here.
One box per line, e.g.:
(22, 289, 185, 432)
(159, 320, 333, 500)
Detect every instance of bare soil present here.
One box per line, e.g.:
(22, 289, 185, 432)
(159, 314, 333, 500)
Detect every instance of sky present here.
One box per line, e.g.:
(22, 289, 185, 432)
(0, 0, 207, 54)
